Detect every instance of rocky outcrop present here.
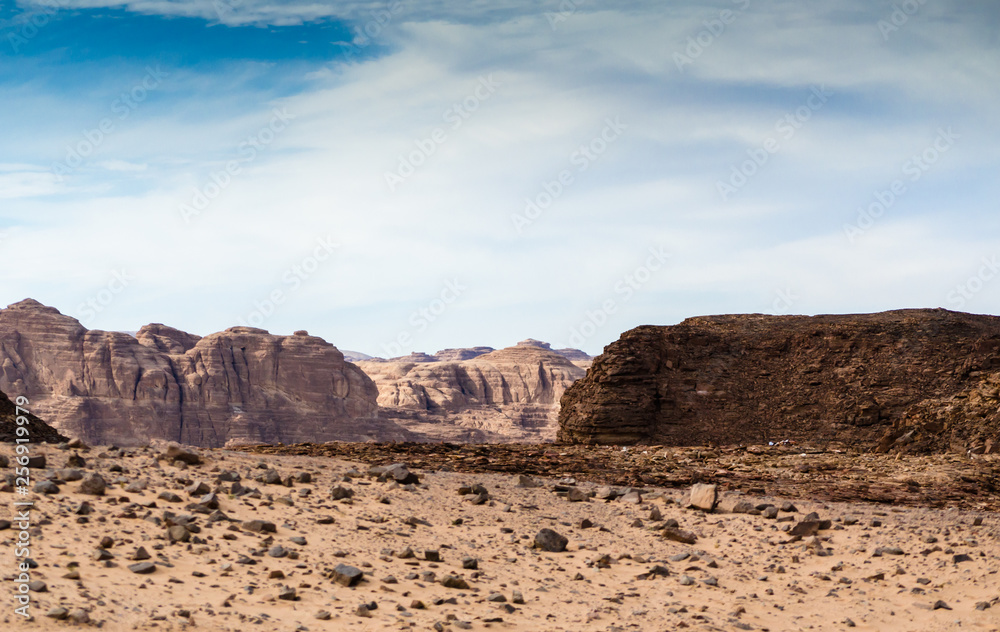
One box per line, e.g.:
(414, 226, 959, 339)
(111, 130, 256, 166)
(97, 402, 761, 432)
(357, 340, 587, 442)
(0, 388, 68, 444)
(0, 299, 409, 447)
(558, 309, 1000, 453)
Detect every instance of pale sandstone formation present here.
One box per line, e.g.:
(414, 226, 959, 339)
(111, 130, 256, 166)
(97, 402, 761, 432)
(0, 299, 406, 447)
(357, 340, 587, 442)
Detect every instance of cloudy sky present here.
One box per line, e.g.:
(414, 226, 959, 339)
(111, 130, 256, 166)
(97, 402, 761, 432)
(1, 0, 998, 357)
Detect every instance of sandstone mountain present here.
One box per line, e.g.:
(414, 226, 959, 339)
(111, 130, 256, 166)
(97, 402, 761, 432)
(357, 340, 587, 442)
(558, 309, 1000, 454)
(0, 299, 410, 447)
(0, 387, 67, 444)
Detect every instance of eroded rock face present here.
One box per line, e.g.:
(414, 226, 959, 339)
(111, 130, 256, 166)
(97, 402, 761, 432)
(358, 340, 587, 442)
(558, 309, 1000, 453)
(0, 299, 405, 447)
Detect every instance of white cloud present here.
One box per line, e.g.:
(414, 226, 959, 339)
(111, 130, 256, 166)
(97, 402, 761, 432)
(2, 1, 999, 355)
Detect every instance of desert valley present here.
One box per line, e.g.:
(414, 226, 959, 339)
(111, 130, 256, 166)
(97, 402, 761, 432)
(1, 299, 998, 632)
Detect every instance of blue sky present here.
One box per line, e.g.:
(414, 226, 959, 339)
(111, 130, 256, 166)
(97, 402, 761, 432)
(1, 0, 999, 357)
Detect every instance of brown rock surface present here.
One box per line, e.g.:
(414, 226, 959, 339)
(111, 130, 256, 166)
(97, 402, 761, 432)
(558, 309, 1000, 452)
(0, 299, 408, 447)
(0, 388, 67, 444)
(358, 340, 587, 442)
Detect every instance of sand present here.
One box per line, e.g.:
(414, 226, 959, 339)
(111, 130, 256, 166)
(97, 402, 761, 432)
(1, 443, 997, 631)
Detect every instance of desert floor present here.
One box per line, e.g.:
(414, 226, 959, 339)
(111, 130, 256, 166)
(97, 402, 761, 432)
(1, 441, 997, 632)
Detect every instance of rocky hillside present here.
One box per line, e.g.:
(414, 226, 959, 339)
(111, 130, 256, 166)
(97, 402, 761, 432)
(0, 388, 67, 444)
(357, 340, 587, 442)
(0, 299, 411, 447)
(558, 309, 1000, 454)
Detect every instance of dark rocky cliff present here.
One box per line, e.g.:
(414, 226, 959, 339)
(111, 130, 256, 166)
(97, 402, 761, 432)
(558, 309, 1000, 453)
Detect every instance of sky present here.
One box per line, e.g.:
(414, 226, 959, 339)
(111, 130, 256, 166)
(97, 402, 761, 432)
(1, 0, 998, 357)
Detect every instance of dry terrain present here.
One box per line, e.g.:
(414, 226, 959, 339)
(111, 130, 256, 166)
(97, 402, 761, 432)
(0, 441, 997, 632)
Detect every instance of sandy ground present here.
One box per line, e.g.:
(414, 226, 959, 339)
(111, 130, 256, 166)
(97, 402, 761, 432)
(1, 443, 998, 632)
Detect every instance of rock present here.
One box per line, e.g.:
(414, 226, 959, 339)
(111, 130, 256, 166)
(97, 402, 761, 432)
(0, 389, 66, 446)
(46, 607, 69, 620)
(331, 564, 363, 587)
(163, 443, 201, 465)
(93, 548, 114, 561)
(34, 480, 60, 494)
(278, 585, 299, 601)
(69, 609, 90, 624)
(515, 474, 540, 488)
(0, 300, 402, 446)
(331, 485, 354, 500)
(533, 528, 568, 552)
(688, 483, 717, 511)
(28, 580, 47, 592)
(78, 473, 106, 496)
(268, 545, 288, 558)
(487, 592, 506, 602)
(716, 495, 754, 514)
(186, 481, 210, 495)
(167, 525, 191, 543)
(357, 341, 586, 442)
(620, 491, 643, 504)
(566, 487, 589, 502)
(314, 610, 332, 620)
(242, 519, 277, 533)
(461, 557, 478, 570)
(158, 491, 182, 502)
(662, 527, 698, 544)
(131, 547, 151, 561)
(128, 562, 156, 574)
(557, 309, 1000, 450)
(441, 575, 471, 589)
(99, 536, 114, 548)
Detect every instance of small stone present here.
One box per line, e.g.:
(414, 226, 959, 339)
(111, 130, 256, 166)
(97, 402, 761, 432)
(662, 527, 698, 545)
(167, 525, 190, 543)
(534, 528, 568, 553)
(441, 575, 470, 589)
(462, 557, 479, 570)
(933, 600, 951, 610)
(688, 483, 717, 511)
(269, 545, 288, 558)
(159, 491, 183, 503)
(278, 585, 299, 601)
(515, 474, 539, 488)
(242, 519, 277, 533)
(79, 473, 107, 496)
(332, 564, 363, 587)
(34, 480, 60, 494)
(129, 562, 157, 574)
(162, 443, 201, 465)
(314, 610, 332, 620)
(46, 607, 69, 620)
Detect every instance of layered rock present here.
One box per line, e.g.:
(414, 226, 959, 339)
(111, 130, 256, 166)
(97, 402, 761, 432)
(0, 299, 408, 447)
(558, 309, 1000, 453)
(357, 340, 587, 442)
(0, 388, 68, 444)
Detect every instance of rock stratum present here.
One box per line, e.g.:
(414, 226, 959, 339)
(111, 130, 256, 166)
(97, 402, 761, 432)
(0, 299, 409, 447)
(358, 340, 587, 442)
(558, 309, 1000, 454)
